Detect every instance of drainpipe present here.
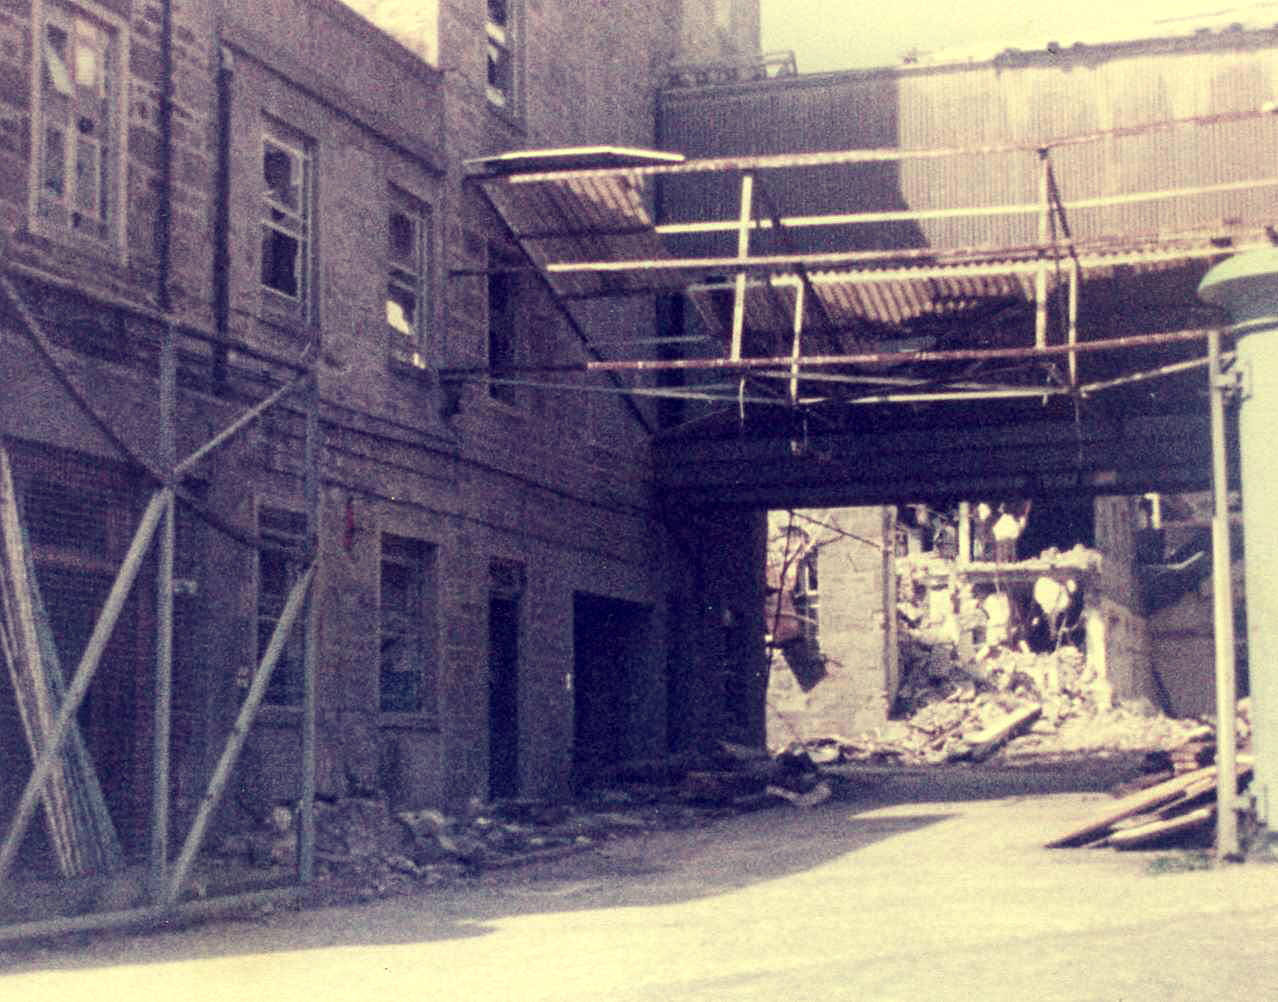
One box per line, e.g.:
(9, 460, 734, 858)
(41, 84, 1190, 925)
(213, 43, 233, 392)
(157, 0, 174, 312)
(1199, 248, 1278, 848)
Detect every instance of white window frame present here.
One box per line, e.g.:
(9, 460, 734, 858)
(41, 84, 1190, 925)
(386, 187, 431, 371)
(260, 122, 316, 320)
(28, 0, 129, 253)
(485, 0, 518, 111)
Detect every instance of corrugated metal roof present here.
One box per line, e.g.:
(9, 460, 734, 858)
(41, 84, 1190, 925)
(469, 38, 1278, 403)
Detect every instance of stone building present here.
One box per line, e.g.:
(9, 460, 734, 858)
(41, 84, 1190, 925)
(0, 0, 767, 866)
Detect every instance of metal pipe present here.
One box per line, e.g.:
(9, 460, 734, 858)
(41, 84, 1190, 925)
(654, 177, 1278, 236)
(151, 322, 177, 901)
(497, 107, 1278, 182)
(1077, 357, 1210, 394)
(584, 327, 1215, 374)
(730, 172, 754, 361)
(1208, 330, 1240, 860)
(174, 368, 311, 479)
(0, 490, 168, 885)
(163, 563, 316, 906)
(1036, 153, 1051, 350)
(300, 375, 320, 885)
(543, 235, 1258, 279)
(789, 282, 805, 406)
(1068, 258, 1080, 385)
(0, 886, 302, 945)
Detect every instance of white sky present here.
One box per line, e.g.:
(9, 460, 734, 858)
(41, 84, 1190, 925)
(760, 1, 1278, 72)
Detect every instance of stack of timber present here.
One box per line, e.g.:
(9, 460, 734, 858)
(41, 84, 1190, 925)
(0, 448, 122, 876)
(1045, 758, 1252, 851)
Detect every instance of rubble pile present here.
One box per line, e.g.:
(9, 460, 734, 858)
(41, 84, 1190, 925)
(810, 647, 1208, 769)
(207, 742, 834, 901)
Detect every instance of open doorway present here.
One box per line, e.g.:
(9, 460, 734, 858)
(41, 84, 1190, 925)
(572, 594, 652, 786)
(488, 562, 523, 800)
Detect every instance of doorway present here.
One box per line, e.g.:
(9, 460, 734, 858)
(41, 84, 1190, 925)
(573, 594, 652, 785)
(488, 564, 523, 800)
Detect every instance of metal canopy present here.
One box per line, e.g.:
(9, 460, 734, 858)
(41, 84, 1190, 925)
(461, 109, 1278, 415)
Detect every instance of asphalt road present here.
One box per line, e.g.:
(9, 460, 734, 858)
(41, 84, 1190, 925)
(4, 776, 1278, 1001)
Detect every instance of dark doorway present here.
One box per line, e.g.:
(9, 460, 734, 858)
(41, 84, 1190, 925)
(573, 594, 651, 785)
(488, 593, 521, 800)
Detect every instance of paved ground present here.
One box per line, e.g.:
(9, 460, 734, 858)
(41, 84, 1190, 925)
(3, 772, 1277, 1001)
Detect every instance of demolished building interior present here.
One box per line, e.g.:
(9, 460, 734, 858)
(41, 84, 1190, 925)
(3, 2, 1277, 938)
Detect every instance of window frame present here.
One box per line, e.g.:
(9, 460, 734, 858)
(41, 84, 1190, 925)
(378, 533, 438, 721)
(27, 0, 129, 255)
(386, 186, 432, 372)
(485, 0, 520, 113)
(486, 240, 521, 406)
(259, 120, 317, 324)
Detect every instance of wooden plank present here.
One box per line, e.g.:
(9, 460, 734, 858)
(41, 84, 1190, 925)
(964, 704, 1042, 761)
(1107, 806, 1215, 850)
(1045, 765, 1218, 848)
(1155, 761, 1253, 820)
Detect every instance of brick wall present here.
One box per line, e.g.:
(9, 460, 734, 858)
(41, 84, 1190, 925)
(2, 0, 770, 845)
(767, 507, 895, 744)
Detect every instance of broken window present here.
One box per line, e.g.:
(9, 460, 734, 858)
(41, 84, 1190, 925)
(487, 242, 520, 405)
(260, 126, 314, 312)
(34, 4, 119, 243)
(387, 188, 431, 370)
(256, 506, 307, 706)
(379, 535, 436, 715)
(486, 0, 517, 109)
(792, 550, 820, 649)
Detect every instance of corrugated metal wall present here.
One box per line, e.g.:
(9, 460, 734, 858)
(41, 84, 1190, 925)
(658, 35, 1278, 254)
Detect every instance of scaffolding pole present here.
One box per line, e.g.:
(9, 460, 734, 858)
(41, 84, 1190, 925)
(151, 321, 177, 902)
(163, 563, 316, 906)
(1208, 330, 1241, 860)
(300, 371, 320, 885)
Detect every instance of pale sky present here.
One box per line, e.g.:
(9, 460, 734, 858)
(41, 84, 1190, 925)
(760, 1, 1278, 73)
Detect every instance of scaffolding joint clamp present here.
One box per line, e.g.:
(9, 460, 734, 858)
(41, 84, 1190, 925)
(1214, 360, 1250, 401)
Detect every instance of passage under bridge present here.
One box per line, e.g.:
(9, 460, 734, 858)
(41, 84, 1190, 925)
(460, 103, 1278, 856)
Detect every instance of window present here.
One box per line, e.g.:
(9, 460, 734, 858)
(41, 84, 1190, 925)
(380, 535, 436, 715)
(487, 242, 519, 404)
(387, 189, 431, 370)
(257, 506, 307, 706)
(792, 550, 819, 649)
(485, 0, 517, 109)
(32, 3, 122, 244)
(261, 124, 315, 315)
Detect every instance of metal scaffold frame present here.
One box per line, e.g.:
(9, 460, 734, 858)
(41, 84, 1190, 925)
(450, 108, 1278, 415)
(0, 265, 323, 940)
(452, 110, 1266, 860)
